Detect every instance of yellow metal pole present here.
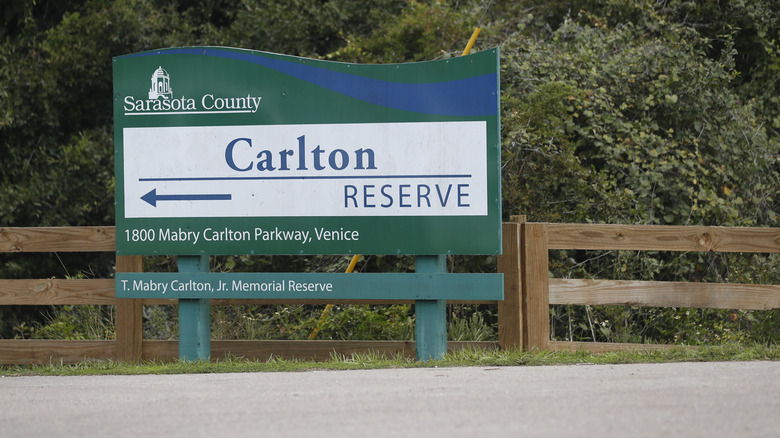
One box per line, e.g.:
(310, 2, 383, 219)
(345, 254, 361, 273)
(463, 0, 491, 56)
(462, 27, 481, 56)
(308, 254, 361, 340)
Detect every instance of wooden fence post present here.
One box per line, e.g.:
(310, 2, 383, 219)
(498, 216, 525, 350)
(522, 222, 550, 350)
(115, 255, 143, 362)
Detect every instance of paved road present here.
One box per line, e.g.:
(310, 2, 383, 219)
(2, 361, 779, 437)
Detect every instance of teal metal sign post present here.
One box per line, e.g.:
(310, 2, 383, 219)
(177, 255, 210, 361)
(414, 255, 447, 360)
(113, 46, 502, 361)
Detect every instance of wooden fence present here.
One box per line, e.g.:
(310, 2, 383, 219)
(0, 226, 497, 364)
(504, 216, 780, 353)
(2, 220, 780, 364)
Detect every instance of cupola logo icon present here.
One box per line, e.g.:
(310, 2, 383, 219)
(148, 66, 172, 100)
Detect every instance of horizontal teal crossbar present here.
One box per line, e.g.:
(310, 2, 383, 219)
(115, 273, 503, 301)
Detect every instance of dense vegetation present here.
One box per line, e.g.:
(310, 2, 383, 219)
(1, 0, 778, 344)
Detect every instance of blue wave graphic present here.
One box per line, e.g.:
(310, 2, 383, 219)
(125, 48, 497, 117)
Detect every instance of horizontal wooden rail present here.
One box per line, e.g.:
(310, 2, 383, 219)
(0, 290, 495, 306)
(0, 279, 116, 305)
(0, 226, 115, 253)
(143, 340, 497, 362)
(547, 223, 780, 253)
(158, 299, 495, 305)
(9, 224, 780, 254)
(0, 340, 117, 364)
(548, 341, 686, 353)
(140, 340, 419, 362)
(550, 279, 780, 310)
(0, 339, 497, 364)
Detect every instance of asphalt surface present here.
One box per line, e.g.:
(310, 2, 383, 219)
(2, 361, 779, 437)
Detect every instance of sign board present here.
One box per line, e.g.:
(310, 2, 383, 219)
(113, 47, 501, 255)
(115, 272, 503, 301)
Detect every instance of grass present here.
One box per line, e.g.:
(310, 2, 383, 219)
(1, 343, 778, 377)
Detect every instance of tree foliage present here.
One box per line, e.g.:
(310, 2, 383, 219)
(498, 11, 778, 226)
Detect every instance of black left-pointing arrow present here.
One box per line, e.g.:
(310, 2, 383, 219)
(141, 189, 232, 207)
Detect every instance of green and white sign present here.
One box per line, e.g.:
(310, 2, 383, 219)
(113, 47, 501, 255)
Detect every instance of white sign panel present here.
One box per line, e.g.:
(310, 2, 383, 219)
(123, 121, 487, 218)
